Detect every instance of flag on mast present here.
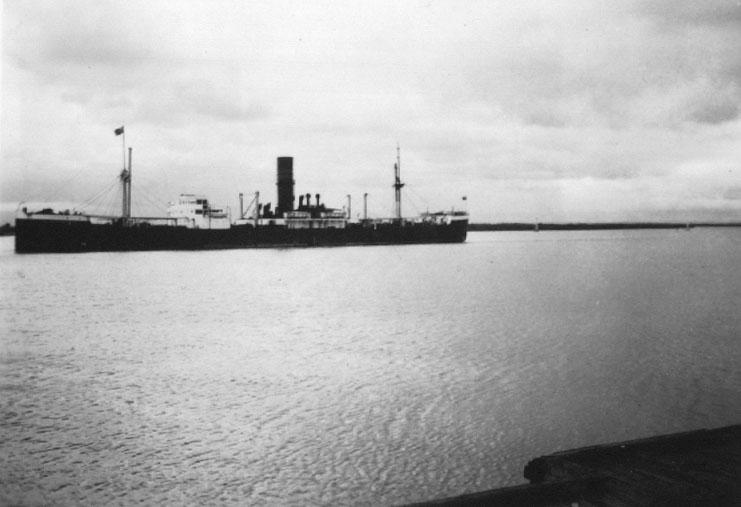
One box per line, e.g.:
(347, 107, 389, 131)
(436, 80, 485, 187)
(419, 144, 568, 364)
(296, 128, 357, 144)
(114, 126, 124, 136)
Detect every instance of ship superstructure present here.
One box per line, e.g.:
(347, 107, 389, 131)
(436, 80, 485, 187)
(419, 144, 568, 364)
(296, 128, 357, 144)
(167, 195, 230, 229)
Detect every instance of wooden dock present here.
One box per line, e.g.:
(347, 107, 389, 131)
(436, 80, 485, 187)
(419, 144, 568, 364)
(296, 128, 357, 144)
(412, 424, 740, 506)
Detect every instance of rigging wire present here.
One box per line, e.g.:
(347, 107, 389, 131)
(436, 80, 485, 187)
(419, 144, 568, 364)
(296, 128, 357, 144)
(92, 180, 121, 217)
(136, 174, 168, 202)
(135, 188, 168, 217)
(82, 190, 105, 215)
(403, 191, 422, 216)
(132, 174, 170, 216)
(405, 185, 430, 214)
(75, 178, 120, 213)
(100, 185, 120, 217)
(89, 181, 116, 217)
(136, 178, 168, 209)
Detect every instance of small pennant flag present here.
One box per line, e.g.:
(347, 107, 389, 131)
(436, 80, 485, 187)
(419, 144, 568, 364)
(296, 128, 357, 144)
(114, 126, 124, 136)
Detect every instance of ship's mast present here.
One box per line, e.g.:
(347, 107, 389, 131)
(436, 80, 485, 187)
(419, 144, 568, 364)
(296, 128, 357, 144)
(127, 147, 132, 219)
(120, 168, 128, 219)
(120, 148, 132, 220)
(116, 126, 131, 221)
(394, 144, 404, 220)
(120, 148, 131, 220)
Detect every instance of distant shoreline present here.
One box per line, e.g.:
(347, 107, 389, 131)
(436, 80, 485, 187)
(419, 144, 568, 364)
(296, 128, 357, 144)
(468, 222, 741, 231)
(0, 223, 15, 236)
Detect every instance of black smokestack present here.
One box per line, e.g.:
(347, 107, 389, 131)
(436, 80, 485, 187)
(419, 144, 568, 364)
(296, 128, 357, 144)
(276, 157, 294, 217)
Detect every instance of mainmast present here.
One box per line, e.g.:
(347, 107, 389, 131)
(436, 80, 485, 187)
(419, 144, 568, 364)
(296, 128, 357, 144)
(394, 144, 404, 220)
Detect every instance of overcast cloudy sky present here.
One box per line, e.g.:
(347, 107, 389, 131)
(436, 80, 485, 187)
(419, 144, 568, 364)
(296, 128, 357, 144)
(2, 0, 740, 223)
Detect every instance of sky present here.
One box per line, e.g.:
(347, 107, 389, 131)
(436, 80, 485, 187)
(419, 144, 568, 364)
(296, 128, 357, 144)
(2, 0, 740, 223)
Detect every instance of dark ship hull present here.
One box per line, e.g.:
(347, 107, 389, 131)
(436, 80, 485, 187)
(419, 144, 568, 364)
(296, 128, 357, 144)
(15, 217, 468, 253)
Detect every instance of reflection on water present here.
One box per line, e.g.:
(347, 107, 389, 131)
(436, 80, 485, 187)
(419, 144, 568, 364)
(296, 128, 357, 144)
(1, 230, 740, 505)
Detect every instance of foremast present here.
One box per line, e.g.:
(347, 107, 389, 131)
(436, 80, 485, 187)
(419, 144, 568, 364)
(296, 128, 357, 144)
(120, 147, 132, 221)
(116, 126, 132, 222)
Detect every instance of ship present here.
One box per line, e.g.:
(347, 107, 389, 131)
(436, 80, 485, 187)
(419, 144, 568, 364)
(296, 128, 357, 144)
(15, 140, 468, 253)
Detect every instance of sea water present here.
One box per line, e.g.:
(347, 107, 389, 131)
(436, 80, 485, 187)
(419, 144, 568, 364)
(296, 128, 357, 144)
(1, 230, 740, 505)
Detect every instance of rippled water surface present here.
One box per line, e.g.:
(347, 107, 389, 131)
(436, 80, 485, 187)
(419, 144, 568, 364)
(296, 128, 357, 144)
(2, 230, 740, 505)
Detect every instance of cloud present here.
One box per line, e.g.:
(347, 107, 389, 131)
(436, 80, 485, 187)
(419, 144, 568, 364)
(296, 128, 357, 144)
(723, 186, 741, 201)
(637, 0, 741, 28)
(689, 91, 740, 124)
(439, 2, 741, 131)
(2, 0, 741, 224)
(132, 76, 270, 125)
(4, 0, 270, 128)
